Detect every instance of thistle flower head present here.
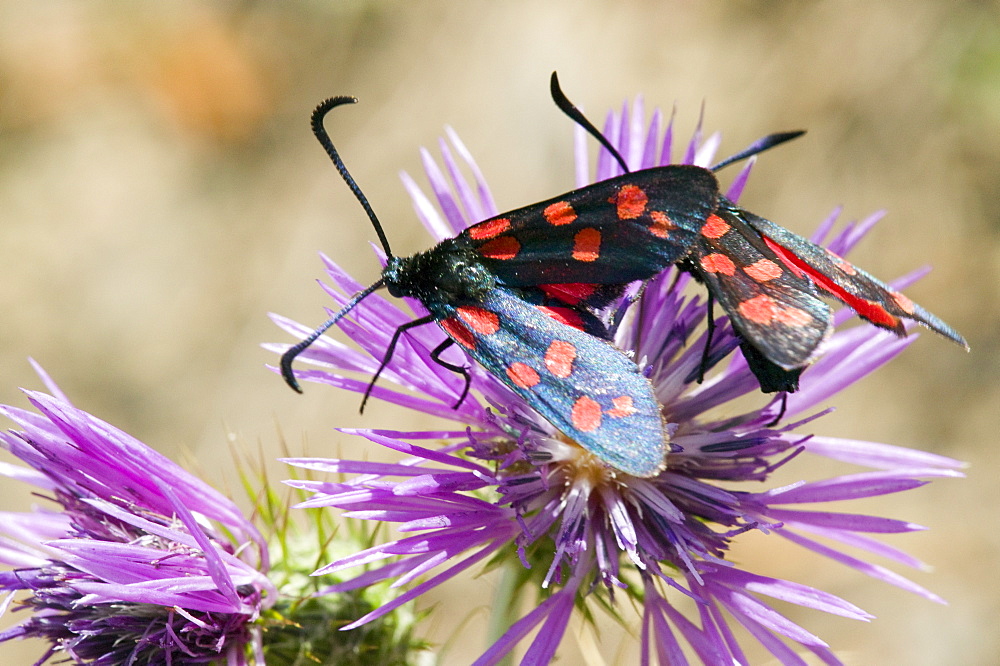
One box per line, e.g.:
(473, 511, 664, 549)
(271, 97, 965, 663)
(0, 364, 274, 665)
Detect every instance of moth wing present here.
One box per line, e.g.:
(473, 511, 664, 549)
(691, 208, 833, 373)
(742, 207, 967, 348)
(437, 286, 667, 477)
(459, 165, 718, 286)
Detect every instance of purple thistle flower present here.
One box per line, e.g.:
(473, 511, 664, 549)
(271, 98, 965, 663)
(0, 363, 275, 665)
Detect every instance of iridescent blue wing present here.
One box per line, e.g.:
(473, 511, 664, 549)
(435, 285, 667, 477)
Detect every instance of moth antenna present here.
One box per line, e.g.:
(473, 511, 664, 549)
(550, 71, 631, 174)
(710, 131, 806, 172)
(311, 97, 395, 259)
(280, 279, 385, 392)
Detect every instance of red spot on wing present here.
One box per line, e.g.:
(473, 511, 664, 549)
(536, 306, 586, 331)
(506, 362, 540, 388)
(572, 228, 601, 262)
(743, 259, 783, 282)
(539, 283, 598, 306)
(762, 235, 903, 330)
(605, 396, 638, 418)
(774, 307, 812, 328)
(648, 211, 674, 238)
(544, 340, 576, 378)
(440, 318, 475, 349)
(737, 294, 779, 325)
(700, 253, 736, 276)
(700, 215, 731, 239)
(892, 291, 915, 314)
(761, 236, 806, 279)
(827, 249, 857, 275)
(613, 184, 648, 219)
(571, 396, 602, 432)
(544, 201, 577, 226)
(468, 217, 511, 240)
(855, 300, 902, 329)
(737, 295, 813, 328)
(457, 306, 500, 335)
(479, 236, 520, 260)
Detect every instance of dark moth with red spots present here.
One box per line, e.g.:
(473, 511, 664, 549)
(679, 199, 968, 393)
(281, 81, 721, 477)
(281, 73, 967, 477)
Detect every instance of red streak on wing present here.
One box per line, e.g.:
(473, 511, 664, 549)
(536, 306, 585, 331)
(539, 283, 598, 306)
(762, 236, 901, 329)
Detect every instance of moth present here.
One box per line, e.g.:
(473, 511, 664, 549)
(281, 72, 965, 477)
(678, 198, 968, 392)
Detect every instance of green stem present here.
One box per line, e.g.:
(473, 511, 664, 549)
(487, 559, 522, 666)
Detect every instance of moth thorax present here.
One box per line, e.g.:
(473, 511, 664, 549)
(383, 243, 495, 302)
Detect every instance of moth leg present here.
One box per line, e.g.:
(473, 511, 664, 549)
(430, 338, 472, 409)
(361, 315, 436, 413)
(765, 393, 788, 427)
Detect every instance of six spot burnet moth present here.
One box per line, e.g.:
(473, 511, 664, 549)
(678, 199, 968, 392)
(280, 72, 967, 477)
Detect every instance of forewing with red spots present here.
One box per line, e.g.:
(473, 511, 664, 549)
(436, 286, 668, 477)
(682, 197, 968, 393)
(687, 207, 833, 375)
(741, 206, 968, 348)
(457, 165, 719, 287)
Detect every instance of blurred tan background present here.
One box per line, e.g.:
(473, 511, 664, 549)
(1, 1, 997, 664)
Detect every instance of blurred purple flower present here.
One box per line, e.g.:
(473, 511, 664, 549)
(271, 100, 965, 664)
(0, 364, 274, 665)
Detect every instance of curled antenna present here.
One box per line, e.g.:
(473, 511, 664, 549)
(282, 96, 394, 393)
(710, 130, 805, 172)
(551, 72, 804, 177)
(311, 97, 394, 259)
(280, 279, 385, 392)
(550, 71, 631, 174)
